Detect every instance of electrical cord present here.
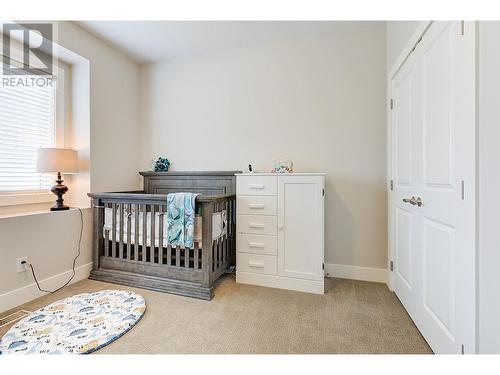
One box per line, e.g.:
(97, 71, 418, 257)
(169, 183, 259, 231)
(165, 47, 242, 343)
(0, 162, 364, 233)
(22, 207, 84, 294)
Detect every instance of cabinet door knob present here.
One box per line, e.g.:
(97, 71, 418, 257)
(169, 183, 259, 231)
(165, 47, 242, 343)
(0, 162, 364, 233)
(278, 224, 284, 230)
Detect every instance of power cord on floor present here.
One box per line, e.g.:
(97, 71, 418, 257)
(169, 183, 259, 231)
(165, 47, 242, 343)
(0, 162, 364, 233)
(21, 207, 84, 294)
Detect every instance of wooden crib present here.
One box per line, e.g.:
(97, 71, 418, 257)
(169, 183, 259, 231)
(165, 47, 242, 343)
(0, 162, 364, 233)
(88, 171, 239, 300)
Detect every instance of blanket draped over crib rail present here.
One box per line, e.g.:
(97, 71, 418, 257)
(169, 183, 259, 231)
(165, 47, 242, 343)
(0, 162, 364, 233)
(166, 192, 199, 249)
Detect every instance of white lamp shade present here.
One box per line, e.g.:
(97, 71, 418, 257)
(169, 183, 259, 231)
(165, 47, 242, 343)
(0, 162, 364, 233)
(37, 148, 79, 174)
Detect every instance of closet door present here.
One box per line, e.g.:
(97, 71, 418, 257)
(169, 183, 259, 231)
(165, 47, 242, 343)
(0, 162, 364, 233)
(390, 21, 476, 354)
(277, 176, 324, 281)
(391, 43, 423, 324)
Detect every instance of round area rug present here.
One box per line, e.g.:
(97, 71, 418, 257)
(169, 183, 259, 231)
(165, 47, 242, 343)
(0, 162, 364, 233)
(0, 289, 145, 354)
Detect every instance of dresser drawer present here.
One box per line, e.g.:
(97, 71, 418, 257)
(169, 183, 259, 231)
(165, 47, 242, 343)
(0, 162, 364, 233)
(237, 215, 277, 235)
(237, 253, 277, 275)
(237, 233, 277, 256)
(237, 195, 277, 216)
(237, 176, 277, 196)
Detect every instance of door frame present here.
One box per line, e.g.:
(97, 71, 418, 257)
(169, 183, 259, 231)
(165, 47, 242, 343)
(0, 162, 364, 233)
(387, 21, 432, 292)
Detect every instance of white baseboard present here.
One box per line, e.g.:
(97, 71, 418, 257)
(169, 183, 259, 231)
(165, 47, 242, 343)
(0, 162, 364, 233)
(0, 262, 93, 314)
(325, 263, 388, 284)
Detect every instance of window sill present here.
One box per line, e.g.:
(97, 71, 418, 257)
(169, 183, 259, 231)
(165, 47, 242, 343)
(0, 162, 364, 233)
(0, 191, 54, 207)
(0, 206, 88, 220)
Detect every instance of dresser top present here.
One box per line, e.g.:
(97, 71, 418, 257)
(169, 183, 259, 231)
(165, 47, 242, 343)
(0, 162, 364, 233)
(236, 172, 326, 176)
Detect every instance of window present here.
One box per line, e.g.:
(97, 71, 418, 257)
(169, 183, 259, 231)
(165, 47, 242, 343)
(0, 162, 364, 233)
(0, 59, 57, 193)
(0, 80, 56, 192)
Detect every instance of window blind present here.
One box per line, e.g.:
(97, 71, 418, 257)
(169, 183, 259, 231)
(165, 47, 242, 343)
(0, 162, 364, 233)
(0, 60, 56, 192)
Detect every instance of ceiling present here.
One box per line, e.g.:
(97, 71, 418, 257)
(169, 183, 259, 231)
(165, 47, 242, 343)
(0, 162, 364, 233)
(76, 21, 380, 63)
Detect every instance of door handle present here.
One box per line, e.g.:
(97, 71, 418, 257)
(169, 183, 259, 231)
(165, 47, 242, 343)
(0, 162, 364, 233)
(402, 196, 423, 207)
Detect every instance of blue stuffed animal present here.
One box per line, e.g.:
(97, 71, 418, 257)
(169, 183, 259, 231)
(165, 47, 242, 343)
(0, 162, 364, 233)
(153, 157, 170, 172)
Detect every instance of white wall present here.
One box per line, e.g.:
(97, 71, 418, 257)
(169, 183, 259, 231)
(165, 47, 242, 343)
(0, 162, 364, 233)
(386, 21, 419, 71)
(0, 22, 141, 313)
(58, 22, 141, 192)
(477, 21, 500, 354)
(139, 24, 387, 271)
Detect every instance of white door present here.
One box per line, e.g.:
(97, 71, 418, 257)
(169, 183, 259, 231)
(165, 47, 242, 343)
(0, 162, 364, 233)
(391, 41, 422, 323)
(277, 175, 324, 281)
(390, 21, 476, 354)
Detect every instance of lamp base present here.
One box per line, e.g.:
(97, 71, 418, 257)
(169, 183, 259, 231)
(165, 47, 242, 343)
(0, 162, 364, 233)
(50, 172, 69, 211)
(50, 205, 70, 211)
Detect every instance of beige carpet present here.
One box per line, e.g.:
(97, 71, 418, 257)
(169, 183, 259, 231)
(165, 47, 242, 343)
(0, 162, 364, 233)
(0, 276, 432, 354)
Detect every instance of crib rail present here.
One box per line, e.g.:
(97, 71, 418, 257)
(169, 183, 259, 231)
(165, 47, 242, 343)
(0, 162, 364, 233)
(88, 191, 236, 299)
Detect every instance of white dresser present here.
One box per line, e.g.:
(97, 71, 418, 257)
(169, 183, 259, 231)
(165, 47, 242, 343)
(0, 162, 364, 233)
(235, 173, 325, 294)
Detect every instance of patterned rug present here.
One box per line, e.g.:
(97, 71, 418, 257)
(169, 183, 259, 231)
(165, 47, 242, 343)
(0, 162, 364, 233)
(0, 289, 146, 354)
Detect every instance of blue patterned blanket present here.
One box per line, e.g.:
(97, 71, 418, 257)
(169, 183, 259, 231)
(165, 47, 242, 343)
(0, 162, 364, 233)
(167, 192, 199, 249)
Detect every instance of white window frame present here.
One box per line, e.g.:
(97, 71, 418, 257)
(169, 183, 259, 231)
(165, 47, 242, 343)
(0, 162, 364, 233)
(0, 40, 69, 207)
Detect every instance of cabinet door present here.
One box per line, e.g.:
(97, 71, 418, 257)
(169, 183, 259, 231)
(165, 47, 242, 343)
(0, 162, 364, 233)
(277, 176, 324, 281)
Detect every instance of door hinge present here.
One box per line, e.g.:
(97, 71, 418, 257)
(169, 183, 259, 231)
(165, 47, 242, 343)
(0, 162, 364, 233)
(322, 188, 325, 197)
(390, 180, 394, 191)
(461, 21, 465, 36)
(322, 262, 325, 271)
(390, 261, 394, 272)
(461, 181, 465, 200)
(461, 344, 465, 354)
(390, 98, 394, 110)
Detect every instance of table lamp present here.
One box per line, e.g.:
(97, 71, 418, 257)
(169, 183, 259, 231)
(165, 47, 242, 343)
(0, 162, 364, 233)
(37, 147, 79, 211)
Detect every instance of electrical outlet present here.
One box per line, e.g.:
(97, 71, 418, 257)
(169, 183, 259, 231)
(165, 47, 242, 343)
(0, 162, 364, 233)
(16, 257, 28, 273)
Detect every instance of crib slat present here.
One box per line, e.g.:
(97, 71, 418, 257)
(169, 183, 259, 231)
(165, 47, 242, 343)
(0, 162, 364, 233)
(104, 229, 110, 256)
(142, 204, 147, 262)
(119, 204, 124, 259)
(126, 204, 132, 260)
(167, 244, 172, 266)
(134, 204, 139, 261)
(176, 247, 181, 267)
(150, 205, 156, 263)
(217, 238, 221, 268)
(194, 243, 199, 269)
(185, 248, 190, 269)
(158, 205, 164, 264)
(222, 234, 226, 263)
(111, 203, 117, 258)
(134, 204, 141, 260)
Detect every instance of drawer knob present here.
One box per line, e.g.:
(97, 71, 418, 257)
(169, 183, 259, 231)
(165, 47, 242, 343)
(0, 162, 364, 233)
(249, 223, 264, 229)
(250, 184, 265, 189)
(249, 242, 265, 248)
(248, 261, 264, 269)
(248, 203, 265, 209)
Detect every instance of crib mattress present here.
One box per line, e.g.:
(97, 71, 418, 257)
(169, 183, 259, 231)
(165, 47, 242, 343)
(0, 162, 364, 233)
(103, 207, 226, 248)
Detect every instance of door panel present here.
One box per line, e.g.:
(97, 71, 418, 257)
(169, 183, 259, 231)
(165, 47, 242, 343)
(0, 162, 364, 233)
(423, 26, 453, 188)
(395, 207, 413, 289)
(396, 72, 413, 187)
(391, 21, 475, 354)
(391, 44, 421, 319)
(423, 217, 455, 338)
(277, 176, 324, 281)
